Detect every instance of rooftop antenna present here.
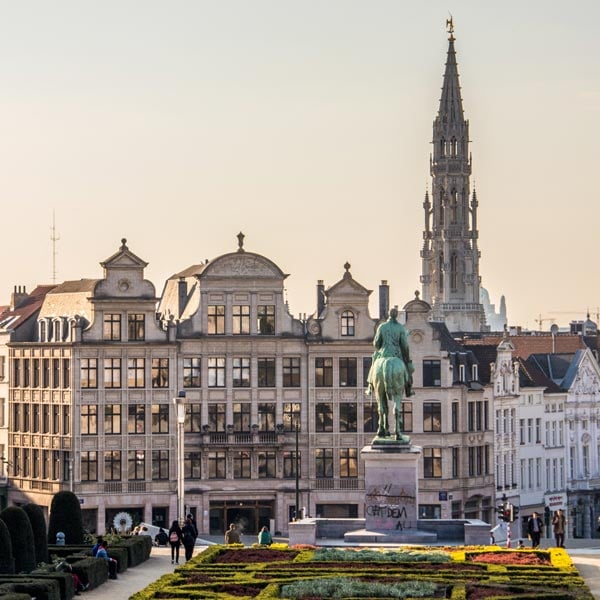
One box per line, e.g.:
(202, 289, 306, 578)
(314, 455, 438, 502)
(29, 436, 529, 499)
(50, 210, 60, 284)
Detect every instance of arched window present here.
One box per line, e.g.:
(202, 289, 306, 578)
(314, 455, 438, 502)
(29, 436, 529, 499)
(450, 189, 458, 223)
(451, 137, 457, 156)
(438, 254, 444, 293)
(440, 138, 446, 157)
(341, 310, 355, 336)
(450, 253, 458, 291)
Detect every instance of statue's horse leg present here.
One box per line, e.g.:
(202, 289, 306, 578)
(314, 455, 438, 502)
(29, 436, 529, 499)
(375, 378, 389, 437)
(392, 394, 403, 441)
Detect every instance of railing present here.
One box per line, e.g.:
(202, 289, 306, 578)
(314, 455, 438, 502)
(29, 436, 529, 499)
(104, 482, 122, 493)
(312, 478, 364, 491)
(205, 432, 281, 446)
(128, 481, 146, 493)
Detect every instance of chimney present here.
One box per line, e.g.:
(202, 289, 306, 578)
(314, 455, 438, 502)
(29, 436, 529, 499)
(379, 280, 389, 320)
(178, 278, 188, 318)
(317, 280, 325, 317)
(10, 285, 28, 311)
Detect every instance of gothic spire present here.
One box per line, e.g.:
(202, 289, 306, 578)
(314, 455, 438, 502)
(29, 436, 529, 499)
(437, 21, 465, 125)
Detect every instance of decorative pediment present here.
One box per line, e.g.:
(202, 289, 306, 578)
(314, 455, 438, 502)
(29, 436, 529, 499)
(101, 239, 148, 271)
(202, 252, 286, 279)
(326, 263, 371, 299)
(571, 359, 600, 395)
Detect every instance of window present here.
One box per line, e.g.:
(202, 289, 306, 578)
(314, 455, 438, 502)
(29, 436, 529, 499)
(315, 448, 333, 478)
(401, 401, 413, 432)
(363, 357, 372, 388)
(315, 357, 333, 387)
(340, 448, 358, 478)
(23, 403, 30, 432)
(208, 451, 226, 478)
(104, 358, 122, 389)
(233, 451, 251, 478)
(103, 313, 121, 341)
(151, 358, 169, 388)
(14, 359, 21, 387)
(233, 403, 251, 432)
(468, 401, 486, 432)
(81, 451, 98, 482)
(283, 451, 300, 478)
(152, 404, 169, 434)
(258, 358, 275, 387)
(258, 451, 276, 478)
(232, 357, 250, 387)
(42, 450, 50, 479)
(52, 359, 60, 389)
(104, 450, 122, 481)
(128, 450, 145, 480)
(424, 447, 442, 478)
(208, 403, 226, 432)
(52, 405, 60, 434)
(341, 310, 355, 336)
(128, 358, 145, 388)
(257, 305, 275, 334)
(451, 402, 459, 432)
(33, 359, 40, 387)
(183, 357, 201, 388)
(42, 405, 50, 433)
(63, 358, 72, 388)
(81, 405, 98, 435)
(339, 357, 357, 387)
(283, 403, 300, 432)
(423, 360, 441, 386)
(283, 357, 300, 387)
(185, 403, 202, 433)
(152, 450, 169, 480)
(42, 358, 50, 388)
(315, 403, 333, 432)
(185, 451, 201, 479)
(81, 358, 97, 389)
(207, 305, 225, 335)
(258, 403, 275, 431)
(232, 305, 250, 335)
(128, 404, 145, 434)
(105, 404, 121, 435)
(22, 359, 29, 387)
(208, 357, 225, 387)
(340, 403, 357, 432)
(363, 401, 378, 433)
(423, 402, 441, 432)
(32, 404, 40, 432)
(128, 313, 145, 341)
(452, 447, 459, 478)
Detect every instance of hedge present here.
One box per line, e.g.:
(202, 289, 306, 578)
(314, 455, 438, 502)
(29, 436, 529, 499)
(47, 492, 84, 546)
(0, 578, 60, 600)
(22, 504, 49, 566)
(0, 507, 36, 574)
(0, 519, 14, 575)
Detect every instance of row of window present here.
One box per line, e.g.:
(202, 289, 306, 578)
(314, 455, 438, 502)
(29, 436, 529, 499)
(81, 357, 169, 389)
(12, 404, 70, 435)
(12, 358, 70, 389)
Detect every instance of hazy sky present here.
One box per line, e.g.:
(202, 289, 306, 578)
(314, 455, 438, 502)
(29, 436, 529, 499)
(1, 1, 598, 329)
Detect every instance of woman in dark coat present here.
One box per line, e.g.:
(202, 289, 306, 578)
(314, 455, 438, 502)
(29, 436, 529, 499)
(168, 519, 183, 564)
(181, 516, 196, 562)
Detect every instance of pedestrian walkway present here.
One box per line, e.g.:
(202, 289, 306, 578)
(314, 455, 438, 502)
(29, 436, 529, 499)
(78, 536, 600, 600)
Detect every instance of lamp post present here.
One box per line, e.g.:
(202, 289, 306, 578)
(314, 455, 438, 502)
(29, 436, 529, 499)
(295, 418, 300, 521)
(173, 391, 187, 523)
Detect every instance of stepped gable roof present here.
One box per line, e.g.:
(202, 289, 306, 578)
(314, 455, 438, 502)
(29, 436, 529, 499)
(467, 344, 498, 384)
(463, 334, 587, 359)
(0, 285, 57, 330)
(519, 357, 564, 393)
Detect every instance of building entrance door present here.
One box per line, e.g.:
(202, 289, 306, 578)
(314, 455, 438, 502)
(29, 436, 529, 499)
(209, 499, 273, 535)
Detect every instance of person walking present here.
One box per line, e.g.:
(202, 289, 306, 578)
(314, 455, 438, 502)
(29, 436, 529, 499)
(552, 508, 566, 548)
(168, 519, 183, 564)
(182, 516, 196, 562)
(527, 511, 544, 548)
(225, 523, 241, 544)
(257, 526, 272, 546)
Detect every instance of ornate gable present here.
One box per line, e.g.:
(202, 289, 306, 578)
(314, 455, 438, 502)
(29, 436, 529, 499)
(569, 351, 600, 396)
(203, 252, 286, 279)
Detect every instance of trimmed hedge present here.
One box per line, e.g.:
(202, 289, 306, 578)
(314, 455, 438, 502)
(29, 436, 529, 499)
(68, 558, 109, 591)
(0, 577, 60, 600)
(47, 492, 84, 545)
(22, 504, 49, 566)
(0, 518, 14, 575)
(0, 593, 31, 600)
(6, 572, 74, 600)
(0, 507, 36, 574)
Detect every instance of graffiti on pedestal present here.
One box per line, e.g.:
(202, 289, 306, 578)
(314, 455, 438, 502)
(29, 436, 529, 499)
(366, 483, 416, 530)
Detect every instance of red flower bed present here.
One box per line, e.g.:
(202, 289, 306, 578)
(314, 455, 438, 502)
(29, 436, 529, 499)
(467, 586, 515, 599)
(215, 549, 298, 563)
(469, 552, 550, 565)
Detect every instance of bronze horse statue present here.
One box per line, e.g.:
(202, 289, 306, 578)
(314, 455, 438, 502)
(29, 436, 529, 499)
(367, 308, 413, 443)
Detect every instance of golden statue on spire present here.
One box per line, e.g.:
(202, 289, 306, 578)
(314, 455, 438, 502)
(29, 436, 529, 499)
(446, 15, 454, 40)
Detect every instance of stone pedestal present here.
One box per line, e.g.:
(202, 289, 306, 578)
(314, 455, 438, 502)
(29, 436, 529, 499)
(344, 443, 437, 544)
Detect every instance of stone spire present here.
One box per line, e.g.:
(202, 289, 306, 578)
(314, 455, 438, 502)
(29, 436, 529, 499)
(420, 21, 486, 333)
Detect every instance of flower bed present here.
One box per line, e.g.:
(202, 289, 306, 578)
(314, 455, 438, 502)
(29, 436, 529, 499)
(131, 545, 595, 600)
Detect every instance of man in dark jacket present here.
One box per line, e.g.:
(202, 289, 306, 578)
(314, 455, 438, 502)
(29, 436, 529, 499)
(527, 512, 544, 548)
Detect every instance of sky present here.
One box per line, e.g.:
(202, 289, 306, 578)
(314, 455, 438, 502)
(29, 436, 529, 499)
(0, 1, 599, 330)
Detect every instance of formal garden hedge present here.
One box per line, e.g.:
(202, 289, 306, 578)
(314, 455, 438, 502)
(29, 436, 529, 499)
(47, 492, 84, 546)
(131, 544, 595, 600)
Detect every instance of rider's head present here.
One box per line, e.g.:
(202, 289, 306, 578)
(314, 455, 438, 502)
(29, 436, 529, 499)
(389, 307, 398, 321)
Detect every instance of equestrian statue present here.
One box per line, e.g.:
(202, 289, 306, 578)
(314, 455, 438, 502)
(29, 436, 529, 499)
(366, 307, 414, 443)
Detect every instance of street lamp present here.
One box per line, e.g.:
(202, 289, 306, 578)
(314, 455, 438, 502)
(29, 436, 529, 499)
(173, 391, 187, 523)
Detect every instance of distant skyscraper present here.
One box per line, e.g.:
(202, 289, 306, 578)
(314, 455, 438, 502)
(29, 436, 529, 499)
(420, 22, 486, 333)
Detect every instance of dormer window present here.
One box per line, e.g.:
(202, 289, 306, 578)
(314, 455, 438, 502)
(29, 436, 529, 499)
(39, 320, 46, 342)
(341, 310, 355, 337)
(472, 364, 478, 381)
(458, 364, 465, 382)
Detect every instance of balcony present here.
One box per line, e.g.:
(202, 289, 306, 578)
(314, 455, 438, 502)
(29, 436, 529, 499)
(204, 431, 283, 447)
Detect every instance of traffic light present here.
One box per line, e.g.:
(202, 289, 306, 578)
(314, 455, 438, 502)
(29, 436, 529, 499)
(503, 505, 511, 522)
(512, 506, 519, 521)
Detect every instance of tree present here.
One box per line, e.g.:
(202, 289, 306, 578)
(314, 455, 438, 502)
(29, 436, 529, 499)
(22, 503, 49, 565)
(0, 518, 15, 574)
(0, 506, 36, 573)
(47, 491, 84, 544)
